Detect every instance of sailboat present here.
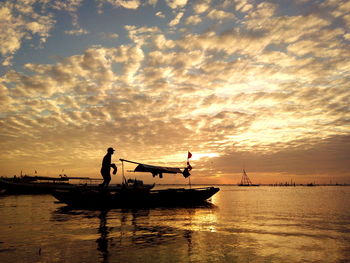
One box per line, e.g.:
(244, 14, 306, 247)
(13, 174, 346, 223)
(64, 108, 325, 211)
(238, 169, 259, 186)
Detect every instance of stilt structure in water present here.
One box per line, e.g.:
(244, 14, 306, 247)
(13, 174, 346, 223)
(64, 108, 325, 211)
(238, 169, 259, 186)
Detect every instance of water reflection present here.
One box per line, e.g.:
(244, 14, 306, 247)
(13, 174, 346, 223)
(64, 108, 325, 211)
(52, 203, 217, 263)
(96, 209, 110, 263)
(49, 187, 350, 263)
(1, 187, 349, 262)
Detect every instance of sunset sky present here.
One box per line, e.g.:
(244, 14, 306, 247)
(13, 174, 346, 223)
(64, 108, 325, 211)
(0, 0, 349, 184)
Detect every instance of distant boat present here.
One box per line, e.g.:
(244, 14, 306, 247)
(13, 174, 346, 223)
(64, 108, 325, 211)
(306, 182, 316, 187)
(238, 169, 259, 186)
(0, 175, 154, 194)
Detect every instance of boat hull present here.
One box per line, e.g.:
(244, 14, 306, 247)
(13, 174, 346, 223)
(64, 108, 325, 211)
(52, 187, 220, 208)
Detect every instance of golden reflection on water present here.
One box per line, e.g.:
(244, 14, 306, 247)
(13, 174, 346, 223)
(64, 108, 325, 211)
(0, 186, 349, 263)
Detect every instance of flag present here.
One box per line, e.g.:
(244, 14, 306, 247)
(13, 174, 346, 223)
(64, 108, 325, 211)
(187, 161, 192, 171)
(187, 151, 192, 159)
(183, 151, 192, 178)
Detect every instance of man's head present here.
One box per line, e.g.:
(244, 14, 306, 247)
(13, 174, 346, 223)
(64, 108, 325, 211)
(107, 147, 115, 154)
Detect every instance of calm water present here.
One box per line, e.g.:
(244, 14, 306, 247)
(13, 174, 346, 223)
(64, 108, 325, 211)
(0, 186, 349, 263)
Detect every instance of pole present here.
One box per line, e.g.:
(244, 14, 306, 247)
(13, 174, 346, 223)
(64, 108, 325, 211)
(119, 159, 142, 165)
(121, 160, 126, 184)
(187, 154, 191, 189)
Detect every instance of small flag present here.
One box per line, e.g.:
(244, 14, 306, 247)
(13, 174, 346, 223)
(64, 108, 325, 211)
(187, 151, 192, 159)
(187, 161, 192, 171)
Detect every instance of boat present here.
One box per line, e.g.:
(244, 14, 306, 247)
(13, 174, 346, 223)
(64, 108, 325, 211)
(52, 158, 220, 208)
(0, 175, 154, 194)
(306, 182, 316, 187)
(52, 187, 219, 208)
(238, 169, 259, 186)
(0, 175, 71, 194)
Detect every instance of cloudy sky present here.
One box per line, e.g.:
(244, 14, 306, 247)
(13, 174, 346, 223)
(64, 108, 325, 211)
(0, 0, 349, 184)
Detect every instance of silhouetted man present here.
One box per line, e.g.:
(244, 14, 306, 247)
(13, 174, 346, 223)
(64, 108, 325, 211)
(100, 147, 117, 188)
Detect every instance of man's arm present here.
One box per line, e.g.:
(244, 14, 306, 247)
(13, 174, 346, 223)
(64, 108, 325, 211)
(111, 163, 117, 174)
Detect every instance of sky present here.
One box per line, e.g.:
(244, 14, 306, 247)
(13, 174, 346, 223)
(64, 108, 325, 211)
(0, 0, 349, 185)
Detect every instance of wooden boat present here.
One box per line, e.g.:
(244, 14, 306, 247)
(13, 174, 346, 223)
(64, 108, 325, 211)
(238, 169, 259, 186)
(0, 175, 154, 194)
(52, 186, 219, 208)
(52, 158, 220, 208)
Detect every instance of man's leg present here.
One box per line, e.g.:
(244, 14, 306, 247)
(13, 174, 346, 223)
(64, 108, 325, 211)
(105, 174, 111, 187)
(100, 171, 106, 187)
(102, 173, 111, 187)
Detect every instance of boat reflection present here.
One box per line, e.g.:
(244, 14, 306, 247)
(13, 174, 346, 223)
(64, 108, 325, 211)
(96, 209, 110, 263)
(52, 203, 217, 263)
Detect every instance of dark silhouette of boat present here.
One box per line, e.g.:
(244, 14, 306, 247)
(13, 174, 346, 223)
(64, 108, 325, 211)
(306, 182, 316, 187)
(52, 158, 220, 208)
(238, 169, 259, 186)
(52, 186, 219, 208)
(0, 175, 153, 194)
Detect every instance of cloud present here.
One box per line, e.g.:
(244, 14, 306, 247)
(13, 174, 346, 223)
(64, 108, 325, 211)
(206, 134, 350, 182)
(101, 0, 141, 9)
(151, 34, 175, 50)
(233, 0, 254, 13)
(0, 0, 349, 183)
(165, 0, 188, 9)
(100, 32, 119, 39)
(248, 2, 277, 19)
(155, 11, 165, 18)
(323, 0, 350, 17)
(65, 28, 89, 35)
(51, 0, 88, 36)
(2, 46, 119, 97)
(169, 11, 184, 27)
(192, 0, 211, 14)
(0, 1, 55, 66)
(148, 0, 158, 6)
(51, 0, 84, 12)
(124, 25, 160, 46)
(185, 15, 202, 25)
(207, 9, 235, 20)
(0, 82, 13, 111)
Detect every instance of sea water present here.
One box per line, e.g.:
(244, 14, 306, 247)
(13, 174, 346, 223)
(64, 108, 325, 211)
(0, 186, 349, 263)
